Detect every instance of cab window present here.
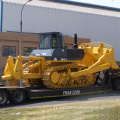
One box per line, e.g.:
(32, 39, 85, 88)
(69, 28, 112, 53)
(40, 35, 51, 49)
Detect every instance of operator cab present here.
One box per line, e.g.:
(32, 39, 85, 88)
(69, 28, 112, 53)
(30, 32, 84, 60)
(39, 32, 63, 49)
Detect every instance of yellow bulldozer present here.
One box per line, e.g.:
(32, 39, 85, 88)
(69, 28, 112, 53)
(2, 32, 119, 89)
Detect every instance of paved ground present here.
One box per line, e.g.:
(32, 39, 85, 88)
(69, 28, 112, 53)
(1, 90, 120, 109)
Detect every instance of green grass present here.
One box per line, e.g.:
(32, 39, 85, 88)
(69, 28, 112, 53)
(84, 106, 120, 120)
(0, 100, 120, 120)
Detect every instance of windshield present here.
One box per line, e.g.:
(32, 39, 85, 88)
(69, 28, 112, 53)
(39, 35, 51, 49)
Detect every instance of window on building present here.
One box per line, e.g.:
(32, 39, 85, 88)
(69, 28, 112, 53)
(2, 46, 16, 57)
(24, 47, 36, 56)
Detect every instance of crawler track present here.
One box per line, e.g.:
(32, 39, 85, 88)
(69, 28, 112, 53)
(42, 64, 96, 89)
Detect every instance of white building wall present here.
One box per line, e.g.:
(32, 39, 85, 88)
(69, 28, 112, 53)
(2, 0, 120, 61)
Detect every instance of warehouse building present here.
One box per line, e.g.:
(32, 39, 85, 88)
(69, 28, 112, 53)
(0, 0, 120, 68)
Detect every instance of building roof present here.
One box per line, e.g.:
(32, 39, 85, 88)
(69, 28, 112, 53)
(3, 0, 120, 18)
(46, 0, 120, 11)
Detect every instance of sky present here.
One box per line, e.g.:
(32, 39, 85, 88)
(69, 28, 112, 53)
(68, 0, 120, 8)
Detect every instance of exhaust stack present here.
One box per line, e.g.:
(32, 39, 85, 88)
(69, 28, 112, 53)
(74, 34, 78, 48)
